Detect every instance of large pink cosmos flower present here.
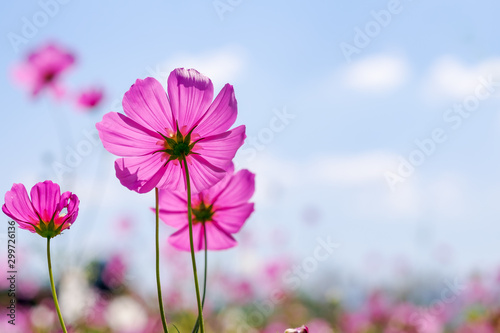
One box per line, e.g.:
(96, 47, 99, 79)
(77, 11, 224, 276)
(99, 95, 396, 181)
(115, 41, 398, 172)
(96, 68, 246, 194)
(158, 167, 255, 251)
(2, 180, 79, 238)
(12, 42, 75, 98)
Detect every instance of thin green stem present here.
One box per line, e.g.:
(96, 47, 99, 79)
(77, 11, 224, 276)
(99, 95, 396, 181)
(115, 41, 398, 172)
(156, 187, 170, 333)
(192, 223, 208, 333)
(182, 156, 205, 333)
(47, 237, 68, 333)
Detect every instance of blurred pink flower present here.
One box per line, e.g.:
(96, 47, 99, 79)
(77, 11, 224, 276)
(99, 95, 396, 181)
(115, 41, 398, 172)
(284, 325, 309, 333)
(1, 306, 33, 332)
(85, 296, 109, 328)
(114, 216, 134, 235)
(258, 258, 293, 292)
(102, 254, 127, 288)
(464, 276, 492, 305)
(385, 302, 445, 333)
(263, 322, 288, 333)
(11, 42, 74, 98)
(230, 280, 255, 303)
(340, 311, 372, 333)
(158, 167, 255, 251)
(367, 291, 390, 323)
(214, 275, 255, 303)
(2, 180, 79, 238)
(307, 319, 333, 333)
(76, 87, 104, 110)
(96, 69, 246, 194)
(456, 321, 495, 333)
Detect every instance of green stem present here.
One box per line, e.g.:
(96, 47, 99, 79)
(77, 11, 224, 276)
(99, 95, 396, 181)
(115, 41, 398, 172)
(156, 187, 170, 333)
(47, 237, 68, 333)
(182, 156, 205, 333)
(192, 223, 208, 333)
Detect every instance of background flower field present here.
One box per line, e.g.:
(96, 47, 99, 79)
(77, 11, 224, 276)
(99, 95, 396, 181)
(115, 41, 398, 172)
(2, 1, 500, 332)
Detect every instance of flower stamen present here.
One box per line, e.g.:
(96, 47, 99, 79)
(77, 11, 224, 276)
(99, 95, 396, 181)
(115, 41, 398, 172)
(192, 202, 214, 224)
(154, 123, 201, 166)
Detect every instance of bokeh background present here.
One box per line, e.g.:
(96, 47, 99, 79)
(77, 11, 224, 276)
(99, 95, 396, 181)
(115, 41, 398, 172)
(1, 1, 500, 332)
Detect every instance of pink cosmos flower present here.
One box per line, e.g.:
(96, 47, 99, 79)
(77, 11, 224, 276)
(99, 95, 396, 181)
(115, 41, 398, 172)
(76, 87, 104, 110)
(2, 180, 79, 238)
(11, 42, 75, 98)
(96, 68, 246, 194)
(158, 167, 255, 251)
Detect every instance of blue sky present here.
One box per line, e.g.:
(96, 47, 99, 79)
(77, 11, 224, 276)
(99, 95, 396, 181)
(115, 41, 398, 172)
(1, 0, 500, 296)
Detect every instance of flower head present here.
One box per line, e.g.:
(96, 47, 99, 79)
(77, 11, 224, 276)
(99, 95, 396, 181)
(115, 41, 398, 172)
(284, 325, 309, 333)
(158, 166, 255, 251)
(2, 180, 79, 238)
(76, 87, 104, 110)
(96, 68, 246, 194)
(11, 42, 75, 98)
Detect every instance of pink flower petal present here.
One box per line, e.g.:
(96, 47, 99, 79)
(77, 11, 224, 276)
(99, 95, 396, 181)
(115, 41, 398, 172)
(213, 203, 254, 234)
(187, 154, 227, 194)
(168, 222, 237, 252)
(2, 184, 38, 232)
(123, 77, 175, 134)
(195, 83, 237, 137)
(194, 125, 246, 171)
(205, 221, 238, 250)
(155, 160, 186, 192)
(211, 169, 255, 207)
(56, 192, 80, 230)
(115, 155, 167, 193)
(167, 68, 214, 133)
(168, 224, 202, 251)
(158, 186, 187, 210)
(158, 191, 188, 229)
(30, 180, 61, 222)
(96, 112, 162, 157)
(158, 209, 188, 229)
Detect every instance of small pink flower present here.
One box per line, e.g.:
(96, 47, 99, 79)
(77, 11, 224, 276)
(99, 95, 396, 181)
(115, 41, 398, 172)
(96, 68, 246, 194)
(76, 87, 104, 110)
(11, 42, 75, 98)
(2, 180, 79, 238)
(158, 167, 255, 251)
(284, 325, 309, 333)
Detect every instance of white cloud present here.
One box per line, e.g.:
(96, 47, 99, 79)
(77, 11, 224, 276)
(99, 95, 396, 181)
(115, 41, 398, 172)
(422, 56, 500, 100)
(238, 152, 473, 223)
(241, 150, 399, 188)
(157, 46, 247, 89)
(308, 151, 397, 185)
(342, 54, 411, 93)
(240, 151, 422, 219)
(307, 152, 422, 220)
